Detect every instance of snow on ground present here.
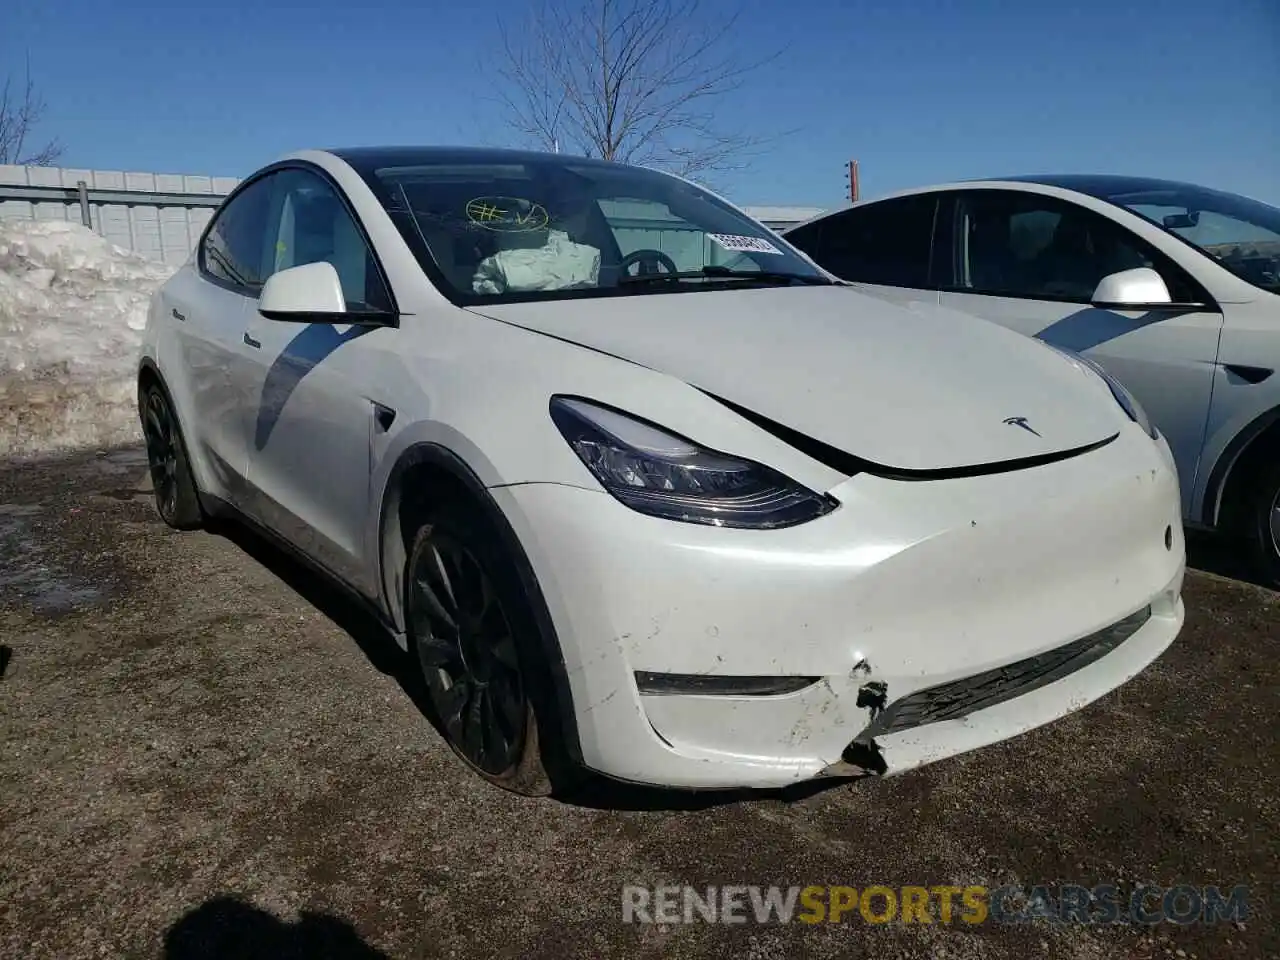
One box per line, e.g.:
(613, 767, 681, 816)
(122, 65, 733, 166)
(0, 219, 175, 458)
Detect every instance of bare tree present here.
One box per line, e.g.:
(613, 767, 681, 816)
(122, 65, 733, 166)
(493, 0, 785, 179)
(0, 63, 63, 167)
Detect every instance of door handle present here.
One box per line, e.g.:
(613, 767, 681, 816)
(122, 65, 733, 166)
(1224, 364, 1272, 384)
(373, 402, 396, 433)
(171, 308, 186, 322)
(243, 332, 261, 349)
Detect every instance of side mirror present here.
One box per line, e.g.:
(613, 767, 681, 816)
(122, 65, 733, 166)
(258, 261, 347, 322)
(257, 262, 397, 326)
(1091, 267, 1173, 309)
(1162, 211, 1199, 229)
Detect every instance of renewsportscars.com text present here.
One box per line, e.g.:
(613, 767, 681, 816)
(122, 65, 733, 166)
(622, 883, 1250, 926)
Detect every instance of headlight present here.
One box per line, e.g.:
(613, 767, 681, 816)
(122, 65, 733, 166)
(1042, 343, 1158, 440)
(549, 396, 837, 529)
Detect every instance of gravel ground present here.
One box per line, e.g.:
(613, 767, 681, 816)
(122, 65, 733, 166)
(0, 446, 1276, 959)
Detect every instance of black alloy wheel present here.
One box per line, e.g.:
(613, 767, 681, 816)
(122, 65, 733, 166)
(404, 527, 535, 783)
(1247, 457, 1280, 589)
(139, 383, 202, 530)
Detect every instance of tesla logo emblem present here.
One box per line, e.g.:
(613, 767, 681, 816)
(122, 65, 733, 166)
(1003, 416, 1042, 437)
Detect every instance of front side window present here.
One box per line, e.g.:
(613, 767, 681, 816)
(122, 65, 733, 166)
(200, 174, 275, 291)
(349, 158, 830, 304)
(260, 169, 393, 313)
(953, 191, 1199, 303)
(789, 196, 937, 288)
(1098, 185, 1280, 294)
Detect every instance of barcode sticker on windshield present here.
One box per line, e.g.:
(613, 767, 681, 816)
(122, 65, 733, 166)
(708, 233, 785, 255)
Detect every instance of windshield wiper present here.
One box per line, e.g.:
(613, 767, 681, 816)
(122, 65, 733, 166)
(617, 265, 835, 287)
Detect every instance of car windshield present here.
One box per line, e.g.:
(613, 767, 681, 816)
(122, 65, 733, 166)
(1098, 184, 1280, 294)
(355, 154, 829, 304)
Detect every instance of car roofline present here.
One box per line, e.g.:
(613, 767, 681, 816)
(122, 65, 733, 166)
(782, 174, 1280, 235)
(780, 179, 1097, 234)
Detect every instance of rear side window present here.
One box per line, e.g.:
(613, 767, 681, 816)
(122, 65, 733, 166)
(782, 219, 824, 257)
(793, 196, 937, 287)
(200, 174, 275, 292)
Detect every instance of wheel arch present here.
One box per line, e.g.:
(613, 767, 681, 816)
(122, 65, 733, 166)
(1202, 405, 1280, 530)
(376, 441, 583, 765)
(137, 356, 164, 393)
(136, 358, 202, 488)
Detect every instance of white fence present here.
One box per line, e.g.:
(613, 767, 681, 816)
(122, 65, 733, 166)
(0, 163, 822, 266)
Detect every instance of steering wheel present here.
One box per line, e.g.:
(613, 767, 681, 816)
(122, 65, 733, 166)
(620, 248, 679, 277)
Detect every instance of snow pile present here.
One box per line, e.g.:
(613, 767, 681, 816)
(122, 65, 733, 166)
(0, 219, 176, 458)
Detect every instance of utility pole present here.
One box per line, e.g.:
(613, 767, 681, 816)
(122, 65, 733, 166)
(843, 159, 860, 203)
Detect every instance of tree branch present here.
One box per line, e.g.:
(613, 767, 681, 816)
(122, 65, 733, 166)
(0, 59, 63, 167)
(490, 0, 791, 180)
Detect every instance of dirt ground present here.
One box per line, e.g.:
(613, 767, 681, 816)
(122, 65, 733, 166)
(1, 446, 1276, 959)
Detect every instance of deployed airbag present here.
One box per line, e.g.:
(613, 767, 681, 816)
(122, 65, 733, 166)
(472, 230, 601, 295)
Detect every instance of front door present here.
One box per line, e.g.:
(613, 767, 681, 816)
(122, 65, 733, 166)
(937, 189, 1225, 517)
(237, 167, 400, 593)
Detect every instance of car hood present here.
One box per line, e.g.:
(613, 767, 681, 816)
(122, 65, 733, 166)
(466, 286, 1120, 471)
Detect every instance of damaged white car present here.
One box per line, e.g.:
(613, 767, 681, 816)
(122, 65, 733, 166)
(138, 146, 1186, 795)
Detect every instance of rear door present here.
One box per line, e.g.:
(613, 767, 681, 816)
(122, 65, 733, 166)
(173, 172, 278, 503)
(783, 194, 940, 307)
(936, 188, 1225, 515)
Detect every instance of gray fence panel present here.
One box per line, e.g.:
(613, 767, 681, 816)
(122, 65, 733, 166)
(0, 163, 240, 266)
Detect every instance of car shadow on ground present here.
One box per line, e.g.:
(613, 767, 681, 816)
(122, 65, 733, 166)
(163, 895, 388, 959)
(205, 517, 423, 696)
(559, 771, 857, 811)
(1184, 527, 1275, 590)
(208, 517, 855, 813)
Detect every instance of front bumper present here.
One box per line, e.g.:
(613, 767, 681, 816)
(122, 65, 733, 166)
(492, 426, 1186, 789)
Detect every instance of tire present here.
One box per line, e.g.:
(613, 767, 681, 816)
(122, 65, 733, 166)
(404, 499, 571, 797)
(1246, 456, 1280, 589)
(139, 381, 203, 531)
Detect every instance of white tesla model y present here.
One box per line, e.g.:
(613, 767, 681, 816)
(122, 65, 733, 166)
(137, 147, 1186, 795)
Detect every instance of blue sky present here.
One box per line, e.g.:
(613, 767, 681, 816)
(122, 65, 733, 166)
(4, 0, 1277, 208)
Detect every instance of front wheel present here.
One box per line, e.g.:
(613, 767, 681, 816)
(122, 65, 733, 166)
(404, 502, 563, 796)
(1246, 457, 1280, 589)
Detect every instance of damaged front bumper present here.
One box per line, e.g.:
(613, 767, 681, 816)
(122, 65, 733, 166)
(628, 572, 1183, 788)
(491, 425, 1187, 791)
(818, 591, 1181, 780)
